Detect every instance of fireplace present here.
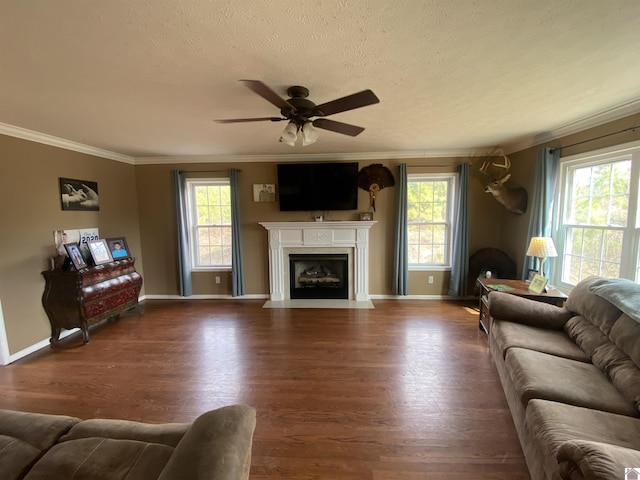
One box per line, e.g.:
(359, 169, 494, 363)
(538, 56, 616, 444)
(289, 253, 348, 299)
(259, 221, 376, 302)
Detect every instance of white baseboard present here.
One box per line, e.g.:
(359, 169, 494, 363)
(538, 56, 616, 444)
(144, 294, 269, 300)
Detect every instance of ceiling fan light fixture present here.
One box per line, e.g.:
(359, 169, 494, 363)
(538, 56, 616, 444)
(279, 122, 297, 146)
(301, 121, 319, 146)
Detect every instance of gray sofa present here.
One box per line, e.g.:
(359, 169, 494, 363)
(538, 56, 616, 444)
(0, 404, 256, 480)
(487, 276, 640, 480)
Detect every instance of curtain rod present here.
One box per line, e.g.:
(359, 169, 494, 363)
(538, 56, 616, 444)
(551, 125, 639, 154)
(406, 162, 469, 167)
(178, 169, 241, 173)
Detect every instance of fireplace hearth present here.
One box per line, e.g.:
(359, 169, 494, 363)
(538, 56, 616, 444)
(289, 254, 348, 299)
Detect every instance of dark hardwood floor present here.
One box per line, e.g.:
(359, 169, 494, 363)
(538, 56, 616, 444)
(0, 299, 530, 479)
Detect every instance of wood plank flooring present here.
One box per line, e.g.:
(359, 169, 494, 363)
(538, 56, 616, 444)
(0, 299, 530, 479)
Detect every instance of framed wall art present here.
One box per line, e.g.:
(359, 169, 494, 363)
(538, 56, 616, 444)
(106, 237, 130, 259)
(59, 178, 100, 211)
(253, 184, 276, 202)
(87, 239, 113, 265)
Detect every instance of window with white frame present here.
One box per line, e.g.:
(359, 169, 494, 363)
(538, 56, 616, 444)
(407, 174, 456, 268)
(185, 178, 232, 269)
(554, 141, 640, 287)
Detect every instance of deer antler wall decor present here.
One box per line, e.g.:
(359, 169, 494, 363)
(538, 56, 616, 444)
(479, 155, 528, 215)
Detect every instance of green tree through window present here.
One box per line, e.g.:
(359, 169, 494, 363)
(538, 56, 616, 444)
(407, 175, 455, 267)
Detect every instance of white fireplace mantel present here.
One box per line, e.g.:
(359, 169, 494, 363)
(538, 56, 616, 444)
(259, 221, 376, 301)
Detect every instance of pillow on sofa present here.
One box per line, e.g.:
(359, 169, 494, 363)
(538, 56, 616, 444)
(566, 277, 623, 335)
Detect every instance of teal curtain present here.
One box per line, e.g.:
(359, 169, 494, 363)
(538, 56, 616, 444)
(522, 147, 561, 279)
(393, 164, 408, 295)
(230, 169, 246, 297)
(448, 163, 469, 297)
(172, 170, 192, 297)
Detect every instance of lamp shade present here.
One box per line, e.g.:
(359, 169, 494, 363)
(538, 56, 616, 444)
(301, 121, 319, 146)
(526, 237, 558, 259)
(279, 122, 298, 146)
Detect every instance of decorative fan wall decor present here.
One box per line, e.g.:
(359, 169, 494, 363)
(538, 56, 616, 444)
(215, 80, 380, 146)
(358, 164, 395, 211)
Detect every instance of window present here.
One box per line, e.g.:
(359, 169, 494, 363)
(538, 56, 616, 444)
(185, 179, 232, 269)
(554, 140, 640, 287)
(407, 174, 456, 269)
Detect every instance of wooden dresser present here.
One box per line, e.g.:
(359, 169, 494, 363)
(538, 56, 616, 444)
(41, 258, 143, 344)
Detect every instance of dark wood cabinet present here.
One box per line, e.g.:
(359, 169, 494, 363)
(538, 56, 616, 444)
(41, 258, 143, 344)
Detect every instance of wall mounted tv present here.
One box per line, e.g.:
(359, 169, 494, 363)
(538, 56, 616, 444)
(277, 162, 359, 211)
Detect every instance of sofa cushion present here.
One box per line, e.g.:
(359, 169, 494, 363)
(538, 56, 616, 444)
(0, 409, 80, 480)
(526, 399, 640, 480)
(557, 440, 640, 480)
(23, 438, 175, 480)
(564, 315, 613, 358)
(491, 319, 590, 362)
(506, 347, 638, 417)
(60, 418, 189, 448)
(565, 277, 622, 336)
(0, 435, 41, 480)
(591, 338, 640, 413)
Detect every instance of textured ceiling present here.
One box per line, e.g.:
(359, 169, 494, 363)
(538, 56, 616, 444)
(1, 1, 640, 160)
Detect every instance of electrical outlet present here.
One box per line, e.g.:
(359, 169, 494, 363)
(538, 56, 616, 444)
(215, 276, 221, 284)
(428, 275, 434, 284)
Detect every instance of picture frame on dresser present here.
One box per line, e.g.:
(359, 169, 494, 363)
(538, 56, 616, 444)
(106, 237, 130, 260)
(63, 242, 88, 270)
(87, 239, 113, 265)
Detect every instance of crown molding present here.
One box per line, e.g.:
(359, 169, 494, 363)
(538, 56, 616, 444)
(0, 122, 135, 164)
(133, 148, 492, 165)
(503, 97, 640, 154)
(4, 97, 639, 165)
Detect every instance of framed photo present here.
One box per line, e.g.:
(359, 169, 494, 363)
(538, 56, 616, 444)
(529, 274, 549, 294)
(526, 269, 537, 283)
(106, 237, 130, 260)
(253, 184, 276, 202)
(59, 178, 100, 211)
(87, 239, 113, 265)
(63, 243, 88, 270)
(359, 212, 373, 221)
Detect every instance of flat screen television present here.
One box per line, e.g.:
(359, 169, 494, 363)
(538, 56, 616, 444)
(277, 162, 359, 211)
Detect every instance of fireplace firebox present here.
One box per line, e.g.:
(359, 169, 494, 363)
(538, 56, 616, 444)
(289, 254, 348, 299)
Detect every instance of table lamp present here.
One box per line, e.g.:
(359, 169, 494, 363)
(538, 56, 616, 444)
(526, 237, 557, 278)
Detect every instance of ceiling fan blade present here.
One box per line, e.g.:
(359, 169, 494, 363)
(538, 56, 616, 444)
(314, 90, 380, 116)
(215, 117, 285, 123)
(240, 80, 292, 110)
(312, 118, 365, 137)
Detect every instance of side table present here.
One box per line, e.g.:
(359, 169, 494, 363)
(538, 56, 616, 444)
(476, 277, 567, 335)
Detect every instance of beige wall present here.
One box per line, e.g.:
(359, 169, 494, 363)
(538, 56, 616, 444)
(135, 156, 505, 298)
(498, 114, 640, 276)
(0, 135, 143, 355)
(2, 112, 639, 357)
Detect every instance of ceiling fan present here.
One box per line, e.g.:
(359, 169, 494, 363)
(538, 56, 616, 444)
(215, 80, 380, 146)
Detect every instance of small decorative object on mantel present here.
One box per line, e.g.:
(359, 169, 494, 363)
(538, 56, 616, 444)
(253, 184, 276, 202)
(59, 178, 100, 211)
(359, 212, 373, 221)
(358, 164, 395, 212)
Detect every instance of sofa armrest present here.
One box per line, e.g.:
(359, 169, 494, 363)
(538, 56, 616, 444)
(488, 291, 572, 330)
(557, 439, 640, 480)
(158, 405, 256, 480)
